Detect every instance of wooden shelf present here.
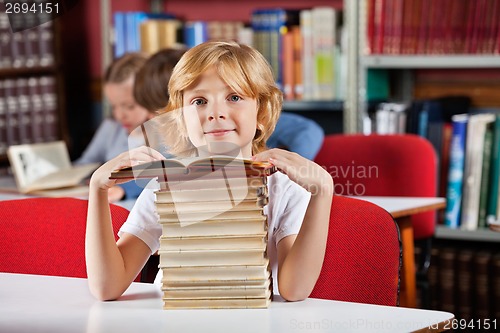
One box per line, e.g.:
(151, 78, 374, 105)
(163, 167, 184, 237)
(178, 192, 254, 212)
(0, 66, 58, 77)
(435, 225, 500, 243)
(361, 55, 500, 69)
(282, 100, 343, 112)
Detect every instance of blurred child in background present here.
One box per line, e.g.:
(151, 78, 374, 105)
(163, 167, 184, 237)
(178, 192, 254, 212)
(74, 53, 152, 202)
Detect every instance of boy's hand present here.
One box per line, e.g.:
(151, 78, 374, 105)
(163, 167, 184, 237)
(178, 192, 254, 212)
(253, 148, 333, 196)
(89, 146, 165, 193)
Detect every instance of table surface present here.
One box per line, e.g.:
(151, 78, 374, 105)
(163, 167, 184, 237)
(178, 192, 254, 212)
(350, 196, 446, 218)
(0, 273, 453, 333)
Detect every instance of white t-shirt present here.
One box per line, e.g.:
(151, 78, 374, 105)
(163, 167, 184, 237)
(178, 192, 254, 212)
(118, 171, 311, 294)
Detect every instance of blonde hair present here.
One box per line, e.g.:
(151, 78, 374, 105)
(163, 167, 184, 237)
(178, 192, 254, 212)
(158, 41, 282, 157)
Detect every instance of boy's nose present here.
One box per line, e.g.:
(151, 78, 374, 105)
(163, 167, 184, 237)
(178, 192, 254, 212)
(207, 103, 227, 121)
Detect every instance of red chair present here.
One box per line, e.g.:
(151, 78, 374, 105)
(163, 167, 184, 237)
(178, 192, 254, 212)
(311, 195, 401, 306)
(0, 197, 146, 282)
(314, 134, 437, 307)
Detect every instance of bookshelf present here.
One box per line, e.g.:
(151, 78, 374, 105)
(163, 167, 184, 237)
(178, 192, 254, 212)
(361, 55, 500, 69)
(0, 10, 67, 165)
(344, 0, 500, 312)
(345, 1, 500, 133)
(100, 0, 345, 133)
(435, 225, 500, 243)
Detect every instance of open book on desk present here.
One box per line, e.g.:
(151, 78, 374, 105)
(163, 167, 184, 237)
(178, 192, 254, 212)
(109, 156, 277, 182)
(7, 141, 99, 195)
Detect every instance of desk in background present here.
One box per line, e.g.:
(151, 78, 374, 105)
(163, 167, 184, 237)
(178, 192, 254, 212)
(0, 175, 136, 210)
(0, 273, 454, 333)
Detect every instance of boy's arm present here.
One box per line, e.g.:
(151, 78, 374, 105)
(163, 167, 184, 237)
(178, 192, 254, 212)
(253, 149, 333, 301)
(85, 147, 164, 300)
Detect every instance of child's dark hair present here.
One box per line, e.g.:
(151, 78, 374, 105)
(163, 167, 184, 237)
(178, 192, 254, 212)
(104, 53, 148, 84)
(133, 48, 186, 112)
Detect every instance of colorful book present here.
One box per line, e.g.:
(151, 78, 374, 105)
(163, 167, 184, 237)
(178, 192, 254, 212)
(487, 115, 500, 224)
(444, 114, 468, 228)
(460, 113, 496, 231)
(477, 123, 493, 228)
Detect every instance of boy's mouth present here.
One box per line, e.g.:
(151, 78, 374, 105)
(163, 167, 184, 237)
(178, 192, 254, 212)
(204, 129, 235, 136)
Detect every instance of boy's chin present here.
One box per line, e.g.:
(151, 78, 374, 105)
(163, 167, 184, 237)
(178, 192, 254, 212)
(197, 142, 242, 157)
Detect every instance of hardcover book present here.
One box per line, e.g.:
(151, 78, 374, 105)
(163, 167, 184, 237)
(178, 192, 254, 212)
(151, 155, 274, 309)
(110, 156, 276, 182)
(7, 141, 98, 194)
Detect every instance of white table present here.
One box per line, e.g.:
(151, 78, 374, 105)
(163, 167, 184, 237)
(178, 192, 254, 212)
(351, 196, 446, 219)
(0, 273, 453, 333)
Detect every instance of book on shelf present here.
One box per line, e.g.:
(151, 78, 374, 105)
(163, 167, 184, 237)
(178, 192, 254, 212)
(456, 249, 474, 321)
(487, 115, 500, 225)
(437, 247, 456, 314)
(444, 114, 469, 228)
(7, 141, 98, 194)
(474, 251, 492, 320)
(492, 253, 500, 319)
(460, 113, 496, 231)
(365, 0, 500, 54)
(478, 122, 494, 228)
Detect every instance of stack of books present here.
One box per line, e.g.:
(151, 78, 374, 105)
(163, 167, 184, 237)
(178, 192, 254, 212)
(110, 156, 276, 309)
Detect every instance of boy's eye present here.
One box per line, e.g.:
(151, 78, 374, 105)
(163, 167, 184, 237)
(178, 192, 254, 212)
(192, 98, 207, 106)
(229, 95, 241, 102)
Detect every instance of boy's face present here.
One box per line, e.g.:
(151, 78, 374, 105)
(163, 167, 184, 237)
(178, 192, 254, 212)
(182, 67, 258, 157)
(104, 78, 153, 134)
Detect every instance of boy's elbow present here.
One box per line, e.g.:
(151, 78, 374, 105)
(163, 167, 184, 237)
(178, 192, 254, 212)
(88, 282, 122, 301)
(278, 284, 311, 302)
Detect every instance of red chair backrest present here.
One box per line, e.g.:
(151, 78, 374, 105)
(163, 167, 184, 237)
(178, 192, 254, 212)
(310, 196, 401, 306)
(0, 197, 137, 280)
(314, 134, 437, 239)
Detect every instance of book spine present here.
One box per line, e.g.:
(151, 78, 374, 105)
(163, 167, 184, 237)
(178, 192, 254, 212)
(4, 79, 20, 146)
(311, 7, 336, 100)
(365, 0, 375, 54)
(492, 253, 500, 320)
(0, 9, 12, 68)
(291, 25, 303, 100)
(486, 115, 500, 223)
(300, 10, 314, 100)
(438, 247, 456, 313)
(461, 114, 496, 231)
(39, 76, 59, 141)
(456, 249, 474, 321)
(373, 0, 385, 54)
(474, 251, 491, 320)
(28, 77, 44, 143)
(477, 124, 493, 228)
(183, 21, 208, 48)
(282, 30, 294, 101)
(22, 28, 38, 67)
(37, 21, 54, 67)
(10, 30, 25, 68)
(444, 115, 468, 228)
(15, 78, 31, 144)
(113, 12, 126, 58)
